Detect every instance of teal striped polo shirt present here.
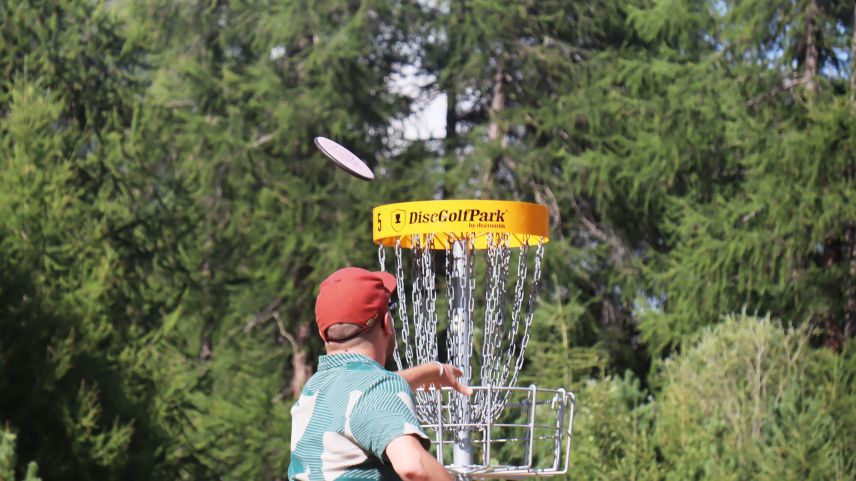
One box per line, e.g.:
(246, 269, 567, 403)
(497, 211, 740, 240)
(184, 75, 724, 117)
(288, 353, 430, 481)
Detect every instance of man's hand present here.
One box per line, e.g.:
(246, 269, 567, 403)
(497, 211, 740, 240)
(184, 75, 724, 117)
(398, 362, 473, 396)
(386, 435, 453, 481)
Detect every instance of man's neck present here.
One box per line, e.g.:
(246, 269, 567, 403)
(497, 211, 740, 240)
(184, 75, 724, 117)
(325, 344, 385, 365)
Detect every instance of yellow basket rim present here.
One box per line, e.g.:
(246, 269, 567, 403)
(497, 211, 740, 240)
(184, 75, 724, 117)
(372, 199, 549, 250)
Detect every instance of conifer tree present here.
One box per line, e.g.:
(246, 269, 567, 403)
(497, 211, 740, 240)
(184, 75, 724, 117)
(115, 0, 431, 478)
(0, 1, 182, 479)
(518, 0, 856, 366)
(420, 0, 657, 379)
(630, 0, 856, 353)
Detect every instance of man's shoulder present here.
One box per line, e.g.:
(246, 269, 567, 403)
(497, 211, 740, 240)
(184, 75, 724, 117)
(350, 367, 410, 398)
(335, 358, 405, 384)
(352, 370, 416, 416)
(307, 361, 405, 394)
(337, 363, 408, 392)
(366, 369, 410, 390)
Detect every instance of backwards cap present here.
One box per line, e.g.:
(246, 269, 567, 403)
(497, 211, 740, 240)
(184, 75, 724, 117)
(314, 267, 397, 342)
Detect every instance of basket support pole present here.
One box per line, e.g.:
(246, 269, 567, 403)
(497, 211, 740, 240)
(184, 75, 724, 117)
(450, 239, 473, 467)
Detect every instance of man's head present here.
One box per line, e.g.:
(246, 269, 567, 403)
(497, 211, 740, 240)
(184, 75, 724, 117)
(315, 267, 397, 358)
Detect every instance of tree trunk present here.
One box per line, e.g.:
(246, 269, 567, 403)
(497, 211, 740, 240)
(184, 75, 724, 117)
(440, 86, 458, 199)
(488, 65, 505, 143)
(445, 87, 457, 141)
(803, 0, 821, 95)
(850, 1, 856, 105)
(199, 335, 213, 361)
(844, 222, 856, 346)
(482, 63, 507, 189)
(289, 322, 314, 398)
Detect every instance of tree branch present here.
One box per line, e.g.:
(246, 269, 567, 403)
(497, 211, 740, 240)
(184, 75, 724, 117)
(744, 77, 805, 107)
(569, 195, 633, 268)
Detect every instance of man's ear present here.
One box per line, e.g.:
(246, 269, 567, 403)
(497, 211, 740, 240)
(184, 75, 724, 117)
(382, 311, 394, 335)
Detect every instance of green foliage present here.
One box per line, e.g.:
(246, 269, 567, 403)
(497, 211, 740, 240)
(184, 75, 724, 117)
(1, 428, 42, 481)
(656, 314, 856, 481)
(570, 373, 659, 481)
(559, 314, 855, 481)
(653, 96, 856, 352)
(513, 0, 856, 360)
(0, 1, 168, 479)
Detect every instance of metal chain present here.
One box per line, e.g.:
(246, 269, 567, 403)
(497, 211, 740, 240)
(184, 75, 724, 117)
(444, 236, 455, 363)
(483, 233, 510, 383)
(419, 235, 443, 423)
(480, 234, 499, 385)
(474, 234, 497, 421)
(444, 235, 457, 397)
(417, 234, 439, 365)
(475, 233, 511, 421)
(446, 236, 463, 425)
(499, 240, 529, 386)
(378, 244, 386, 272)
(466, 234, 476, 366)
(392, 232, 547, 428)
(394, 239, 415, 371)
(492, 237, 545, 419)
(461, 235, 476, 426)
(380, 243, 405, 372)
(509, 237, 545, 387)
(426, 238, 439, 363)
(445, 237, 462, 380)
(411, 234, 445, 423)
(411, 236, 427, 371)
(410, 238, 430, 421)
(481, 237, 531, 420)
(443, 234, 475, 426)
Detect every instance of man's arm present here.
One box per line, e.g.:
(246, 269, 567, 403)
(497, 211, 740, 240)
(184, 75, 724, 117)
(386, 435, 453, 481)
(398, 363, 473, 396)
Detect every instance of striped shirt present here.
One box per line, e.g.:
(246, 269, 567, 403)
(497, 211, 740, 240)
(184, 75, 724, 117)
(288, 353, 430, 481)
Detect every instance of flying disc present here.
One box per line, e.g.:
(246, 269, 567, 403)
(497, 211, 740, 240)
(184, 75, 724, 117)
(314, 137, 375, 181)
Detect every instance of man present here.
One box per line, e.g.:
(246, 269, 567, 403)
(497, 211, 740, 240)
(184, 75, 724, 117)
(288, 267, 472, 481)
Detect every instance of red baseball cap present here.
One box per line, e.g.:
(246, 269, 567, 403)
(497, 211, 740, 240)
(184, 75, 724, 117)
(315, 267, 397, 342)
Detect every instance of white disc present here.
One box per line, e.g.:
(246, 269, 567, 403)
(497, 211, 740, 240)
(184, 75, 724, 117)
(314, 137, 375, 181)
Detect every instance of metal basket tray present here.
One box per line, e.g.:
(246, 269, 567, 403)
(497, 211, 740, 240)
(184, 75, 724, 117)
(415, 385, 576, 479)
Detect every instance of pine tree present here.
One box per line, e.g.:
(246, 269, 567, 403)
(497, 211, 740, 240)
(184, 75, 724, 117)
(632, 0, 856, 353)
(419, 0, 658, 380)
(0, 1, 181, 479)
(520, 0, 856, 363)
(114, 0, 431, 478)
(568, 373, 658, 481)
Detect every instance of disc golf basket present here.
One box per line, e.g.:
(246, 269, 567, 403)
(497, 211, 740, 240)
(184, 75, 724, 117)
(373, 200, 575, 479)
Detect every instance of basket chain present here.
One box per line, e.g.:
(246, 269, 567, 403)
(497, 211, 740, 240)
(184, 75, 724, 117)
(382, 234, 546, 428)
(393, 239, 415, 370)
(505, 237, 545, 404)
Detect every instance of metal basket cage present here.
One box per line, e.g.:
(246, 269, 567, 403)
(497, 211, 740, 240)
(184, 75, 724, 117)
(415, 385, 576, 479)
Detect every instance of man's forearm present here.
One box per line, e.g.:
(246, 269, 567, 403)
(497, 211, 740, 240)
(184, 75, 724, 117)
(397, 363, 473, 396)
(398, 363, 439, 391)
(387, 435, 454, 481)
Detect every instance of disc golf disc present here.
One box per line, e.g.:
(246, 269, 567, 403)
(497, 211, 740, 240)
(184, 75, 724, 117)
(314, 137, 375, 181)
